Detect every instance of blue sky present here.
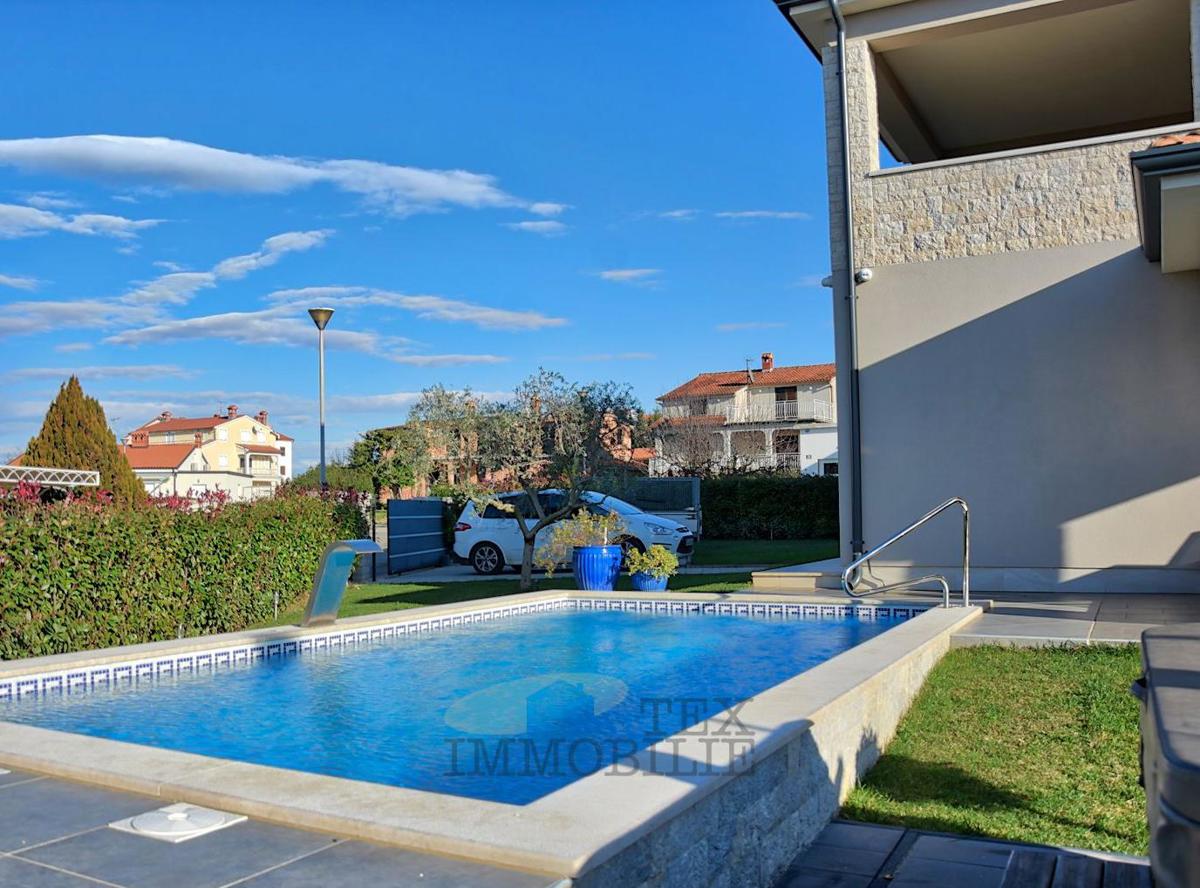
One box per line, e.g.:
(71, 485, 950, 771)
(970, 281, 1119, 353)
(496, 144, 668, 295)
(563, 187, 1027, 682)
(0, 2, 832, 468)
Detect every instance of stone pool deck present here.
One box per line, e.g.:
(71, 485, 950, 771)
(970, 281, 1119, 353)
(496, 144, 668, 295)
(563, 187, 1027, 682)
(1, 768, 1150, 888)
(0, 767, 557, 888)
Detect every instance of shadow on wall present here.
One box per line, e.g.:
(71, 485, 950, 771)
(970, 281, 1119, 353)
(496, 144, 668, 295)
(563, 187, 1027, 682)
(856, 242, 1200, 571)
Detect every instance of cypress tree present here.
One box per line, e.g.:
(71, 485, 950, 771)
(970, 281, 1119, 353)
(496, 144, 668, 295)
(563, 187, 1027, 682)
(23, 376, 146, 505)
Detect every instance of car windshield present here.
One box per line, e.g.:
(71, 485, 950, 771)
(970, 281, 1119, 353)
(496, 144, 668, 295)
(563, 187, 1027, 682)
(588, 495, 642, 516)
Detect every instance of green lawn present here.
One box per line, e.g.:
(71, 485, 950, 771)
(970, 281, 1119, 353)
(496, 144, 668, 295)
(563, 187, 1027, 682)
(256, 571, 753, 627)
(689, 538, 837, 567)
(842, 644, 1147, 855)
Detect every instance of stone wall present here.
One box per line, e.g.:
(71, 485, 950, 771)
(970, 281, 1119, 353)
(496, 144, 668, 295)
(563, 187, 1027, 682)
(823, 40, 1194, 269)
(572, 618, 954, 888)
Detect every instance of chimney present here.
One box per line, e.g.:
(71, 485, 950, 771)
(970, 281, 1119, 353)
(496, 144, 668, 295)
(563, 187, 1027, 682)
(194, 431, 203, 447)
(159, 410, 172, 421)
(761, 352, 775, 372)
(226, 404, 238, 418)
(130, 431, 149, 449)
(256, 409, 268, 425)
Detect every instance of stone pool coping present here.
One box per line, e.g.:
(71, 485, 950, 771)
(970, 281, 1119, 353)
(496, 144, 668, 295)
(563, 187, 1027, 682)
(0, 591, 981, 880)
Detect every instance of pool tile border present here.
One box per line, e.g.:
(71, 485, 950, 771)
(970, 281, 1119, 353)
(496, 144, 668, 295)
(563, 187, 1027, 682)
(0, 596, 922, 701)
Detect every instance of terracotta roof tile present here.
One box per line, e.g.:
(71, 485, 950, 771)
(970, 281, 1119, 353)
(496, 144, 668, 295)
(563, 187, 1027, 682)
(120, 443, 197, 469)
(1149, 131, 1200, 148)
(241, 444, 281, 455)
(133, 416, 228, 434)
(659, 362, 835, 401)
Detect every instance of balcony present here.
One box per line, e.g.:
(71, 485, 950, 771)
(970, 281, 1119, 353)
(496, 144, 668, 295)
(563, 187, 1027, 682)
(717, 400, 832, 425)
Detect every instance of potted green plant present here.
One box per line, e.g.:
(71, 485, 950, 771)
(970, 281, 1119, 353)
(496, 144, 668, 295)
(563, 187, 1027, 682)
(625, 545, 679, 591)
(536, 510, 626, 591)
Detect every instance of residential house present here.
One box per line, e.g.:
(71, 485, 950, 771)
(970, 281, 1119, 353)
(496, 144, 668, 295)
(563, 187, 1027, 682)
(778, 0, 1200, 593)
(652, 353, 838, 476)
(121, 406, 293, 500)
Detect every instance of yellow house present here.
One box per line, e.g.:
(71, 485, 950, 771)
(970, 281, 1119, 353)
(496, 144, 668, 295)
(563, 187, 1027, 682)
(121, 405, 293, 501)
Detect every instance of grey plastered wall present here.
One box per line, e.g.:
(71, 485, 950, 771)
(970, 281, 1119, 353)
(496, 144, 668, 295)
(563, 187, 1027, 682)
(858, 240, 1200, 573)
(821, 19, 1200, 582)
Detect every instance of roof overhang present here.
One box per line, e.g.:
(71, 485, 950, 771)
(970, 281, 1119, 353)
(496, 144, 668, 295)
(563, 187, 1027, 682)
(1131, 143, 1200, 274)
(776, 0, 1194, 164)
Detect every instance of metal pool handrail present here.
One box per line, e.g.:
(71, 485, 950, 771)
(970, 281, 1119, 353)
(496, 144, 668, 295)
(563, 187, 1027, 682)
(841, 497, 969, 607)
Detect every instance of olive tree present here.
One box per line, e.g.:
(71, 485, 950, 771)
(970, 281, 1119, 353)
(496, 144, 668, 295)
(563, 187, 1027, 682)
(475, 370, 641, 591)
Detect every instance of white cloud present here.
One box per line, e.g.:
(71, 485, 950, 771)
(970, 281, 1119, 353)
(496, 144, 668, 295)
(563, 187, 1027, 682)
(658, 208, 698, 221)
(0, 272, 39, 290)
(715, 321, 787, 332)
(380, 294, 566, 331)
(3, 299, 163, 337)
(266, 287, 567, 331)
(504, 220, 567, 236)
(152, 260, 185, 272)
(104, 306, 388, 352)
(6, 364, 194, 381)
(0, 135, 562, 218)
(54, 341, 93, 353)
(23, 192, 77, 210)
(595, 268, 661, 284)
(528, 202, 570, 217)
(0, 203, 161, 240)
(330, 392, 421, 412)
(102, 305, 505, 367)
(211, 229, 333, 280)
(121, 229, 332, 306)
(714, 210, 811, 220)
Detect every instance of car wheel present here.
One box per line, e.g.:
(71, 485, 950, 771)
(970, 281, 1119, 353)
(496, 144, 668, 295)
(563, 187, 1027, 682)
(618, 536, 646, 570)
(470, 542, 505, 575)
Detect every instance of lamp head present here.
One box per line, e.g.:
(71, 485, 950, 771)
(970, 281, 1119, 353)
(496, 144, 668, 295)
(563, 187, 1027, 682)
(308, 307, 334, 330)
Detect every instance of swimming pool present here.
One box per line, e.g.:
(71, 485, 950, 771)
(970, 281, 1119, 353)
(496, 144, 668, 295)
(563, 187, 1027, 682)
(1, 605, 902, 804)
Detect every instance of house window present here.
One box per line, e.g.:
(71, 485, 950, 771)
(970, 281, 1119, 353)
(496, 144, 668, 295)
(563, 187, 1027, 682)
(823, 462, 839, 477)
(164, 432, 176, 443)
(279, 446, 286, 457)
(217, 428, 228, 441)
(240, 430, 250, 442)
(218, 455, 228, 468)
(256, 431, 265, 443)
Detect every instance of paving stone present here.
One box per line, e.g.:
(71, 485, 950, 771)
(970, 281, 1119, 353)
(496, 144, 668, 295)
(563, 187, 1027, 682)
(232, 840, 554, 888)
(19, 818, 335, 888)
(0, 856, 101, 887)
(0, 778, 151, 853)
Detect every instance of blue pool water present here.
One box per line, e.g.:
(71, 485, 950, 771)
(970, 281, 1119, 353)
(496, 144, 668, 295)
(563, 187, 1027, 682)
(1, 610, 900, 804)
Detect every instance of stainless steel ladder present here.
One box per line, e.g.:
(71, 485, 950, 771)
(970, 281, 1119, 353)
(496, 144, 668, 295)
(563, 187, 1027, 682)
(841, 497, 970, 607)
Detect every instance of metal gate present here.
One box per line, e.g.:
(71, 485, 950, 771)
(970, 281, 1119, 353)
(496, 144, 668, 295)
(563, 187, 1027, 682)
(386, 497, 446, 574)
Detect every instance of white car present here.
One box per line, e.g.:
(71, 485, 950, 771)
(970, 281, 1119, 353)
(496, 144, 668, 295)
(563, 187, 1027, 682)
(453, 489, 695, 575)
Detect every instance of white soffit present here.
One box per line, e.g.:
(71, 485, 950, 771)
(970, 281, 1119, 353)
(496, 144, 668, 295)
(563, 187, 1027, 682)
(1160, 171, 1200, 274)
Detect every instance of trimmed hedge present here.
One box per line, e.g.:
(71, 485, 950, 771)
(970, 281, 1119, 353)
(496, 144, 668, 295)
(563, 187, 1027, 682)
(0, 490, 367, 660)
(701, 474, 838, 540)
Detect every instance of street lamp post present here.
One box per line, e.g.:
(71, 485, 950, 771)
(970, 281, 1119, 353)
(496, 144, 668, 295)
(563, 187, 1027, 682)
(308, 307, 335, 490)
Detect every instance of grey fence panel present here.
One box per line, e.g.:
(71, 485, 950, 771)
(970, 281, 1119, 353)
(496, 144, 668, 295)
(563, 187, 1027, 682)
(592, 476, 702, 534)
(386, 497, 446, 574)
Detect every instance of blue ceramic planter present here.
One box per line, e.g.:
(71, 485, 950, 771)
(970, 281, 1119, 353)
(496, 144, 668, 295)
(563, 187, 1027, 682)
(631, 571, 669, 592)
(573, 545, 622, 591)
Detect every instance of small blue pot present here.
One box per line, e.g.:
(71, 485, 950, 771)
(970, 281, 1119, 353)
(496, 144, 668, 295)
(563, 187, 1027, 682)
(631, 571, 668, 592)
(573, 545, 623, 591)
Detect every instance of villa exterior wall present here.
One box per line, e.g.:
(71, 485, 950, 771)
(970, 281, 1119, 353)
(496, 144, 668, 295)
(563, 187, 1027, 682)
(823, 26, 1200, 587)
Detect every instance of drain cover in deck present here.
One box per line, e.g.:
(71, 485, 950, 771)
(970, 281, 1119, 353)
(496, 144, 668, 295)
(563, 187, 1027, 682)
(109, 803, 247, 843)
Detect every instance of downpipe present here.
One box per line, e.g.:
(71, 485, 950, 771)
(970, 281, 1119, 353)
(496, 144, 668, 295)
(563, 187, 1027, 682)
(826, 0, 865, 560)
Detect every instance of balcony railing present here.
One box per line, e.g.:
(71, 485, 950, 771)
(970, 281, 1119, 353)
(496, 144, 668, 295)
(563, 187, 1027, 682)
(709, 400, 833, 425)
